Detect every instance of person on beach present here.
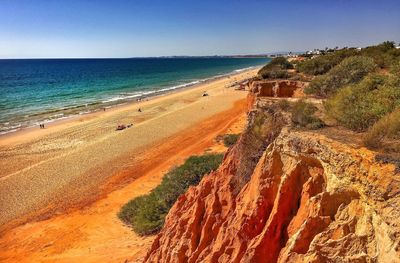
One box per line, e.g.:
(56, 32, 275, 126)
(116, 124, 126, 130)
(138, 108, 142, 112)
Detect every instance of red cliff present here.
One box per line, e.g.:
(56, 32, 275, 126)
(144, 99, 400, 262)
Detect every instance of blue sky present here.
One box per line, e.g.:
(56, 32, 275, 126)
(0, 0, 399, 58)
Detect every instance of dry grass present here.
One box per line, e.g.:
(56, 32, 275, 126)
(363, 108, 400, 148)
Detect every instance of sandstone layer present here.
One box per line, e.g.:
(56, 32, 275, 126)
(144, 98, 400, 262)
(250, 80, 307, 98)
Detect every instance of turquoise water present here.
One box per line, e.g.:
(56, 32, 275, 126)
(0, 57, 269, 134)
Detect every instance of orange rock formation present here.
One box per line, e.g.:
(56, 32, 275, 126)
(250, 80, 307, 98)
(144, 96, 400, 262)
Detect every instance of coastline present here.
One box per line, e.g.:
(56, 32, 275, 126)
(0, 67, 253, 262)
(0, 68, 257, 231)
(0, 65, 261, 137)
(0, 66, 259, 146)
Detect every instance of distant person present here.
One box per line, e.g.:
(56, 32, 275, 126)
(138, 108, 142, 112)
(116, 124, 126, 131)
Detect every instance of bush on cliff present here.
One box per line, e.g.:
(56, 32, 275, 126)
(223, 134, 240, 147)
(260, 69, 290, 79)
(363, 107, 400, 148)
(325, 74, 400, 131)
(297, 48, 358, 75)
(360, 41, 400, 68)
(305, 56, 377, 97)
(266, 57, 294, 69)
(291, 100, 324, 129)
(118, 153, 223, 235)
(258, 57, 293, 79)
(297, 42, 400, 76)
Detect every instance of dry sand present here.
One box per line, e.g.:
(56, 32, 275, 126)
(0, 69, 254, 262)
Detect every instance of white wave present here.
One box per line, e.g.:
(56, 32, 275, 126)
(41, 116, 70, 124)
(0, 129, 19, 135)
(234, 66, 255, 72)
(101, 93, 142, 103)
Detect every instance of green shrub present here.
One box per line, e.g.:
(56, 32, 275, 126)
(325, 74, 400, 131)
(291, 100, 324, 129)
(360, 41, 400, 68)
(118, 154, 223, 235)
(266, 57, 294, 69)
(297, 42, 400, 75)
(305, 56, 377, 97)
(258, 57, 293, 79)
(297, 48, 358, 75)
(364, 108, 400, 148)
(390, 59, 400, 76)
(223, 134, 240, 147)
(259, 69, 289, 79)
(121, 194, 167, 235)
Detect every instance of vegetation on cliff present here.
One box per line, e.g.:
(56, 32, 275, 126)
(364, 107, 400, 148)
(258, 57, 293, 79)
(296, 42, 400, 142)
(291, 100, 324, 129)
(297, 48, 358, 75)
(360, 41, 400, 68)
(223, 134, 240, 147)
(118, 154, 223, 235)
(305, 56, 377, 97)
(325, 74, 400, 131)
(297, 41, 400, 75)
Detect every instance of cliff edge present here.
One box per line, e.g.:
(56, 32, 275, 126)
(144, 85, 400, 262)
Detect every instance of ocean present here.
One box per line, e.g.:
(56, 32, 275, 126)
(0, 57, 269, 134)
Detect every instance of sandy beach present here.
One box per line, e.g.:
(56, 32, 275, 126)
(0, 68, 254, 262)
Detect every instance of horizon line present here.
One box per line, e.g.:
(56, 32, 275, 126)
(0, 52, 306, 60)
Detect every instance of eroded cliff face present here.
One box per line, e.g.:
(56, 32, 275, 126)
(250, 80, 307, 98)
(144, 102, 400, 263)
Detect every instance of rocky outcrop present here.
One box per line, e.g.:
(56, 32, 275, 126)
(144, 101, 400, 262)
(250, 80, 307, 98)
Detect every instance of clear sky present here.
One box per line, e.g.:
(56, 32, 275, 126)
(0, 0, 399, 58)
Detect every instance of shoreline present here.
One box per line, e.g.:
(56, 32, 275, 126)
(0, 66, 260, 138)
(0, 66, 259, 147)
(0, 68, 257, 232)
